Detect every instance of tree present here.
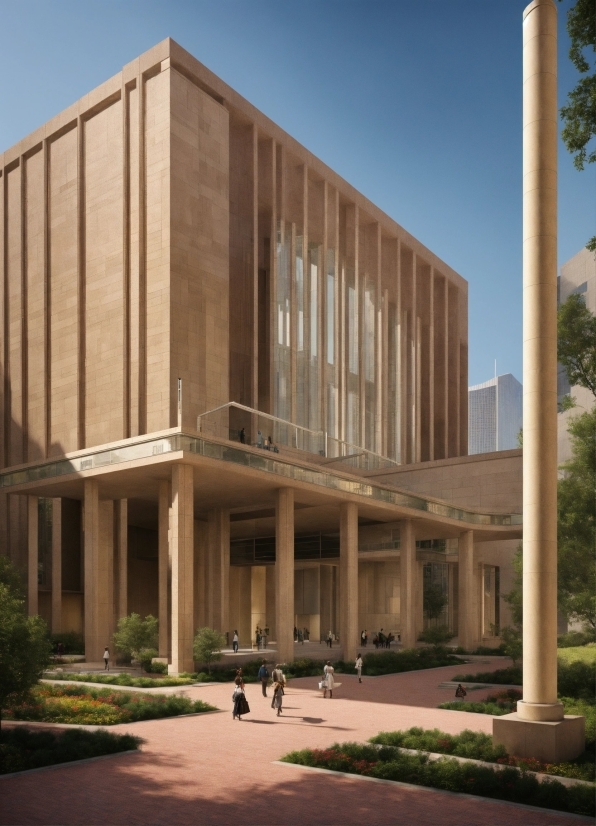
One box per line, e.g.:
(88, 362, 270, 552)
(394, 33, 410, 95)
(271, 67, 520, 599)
(559, 0, 596, 251)
(0, 569, 52, 727)
(558, 407, 596, 629)
(423, 581, 447, 625)
(557, 293, 596, 400)
(193, 627, 226, 673)
(112, 613, 158, 660)
(500, 544, 523, 664)
(0, 555, 25, 598)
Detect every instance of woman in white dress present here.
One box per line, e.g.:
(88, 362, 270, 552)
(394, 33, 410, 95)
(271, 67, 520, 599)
(323, 660, 335, 698)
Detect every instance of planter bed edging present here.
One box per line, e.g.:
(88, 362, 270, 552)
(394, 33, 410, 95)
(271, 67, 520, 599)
(272, 761, 595, 821)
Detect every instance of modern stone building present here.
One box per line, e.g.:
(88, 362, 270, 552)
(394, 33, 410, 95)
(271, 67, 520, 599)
(0, 39, 522, 672)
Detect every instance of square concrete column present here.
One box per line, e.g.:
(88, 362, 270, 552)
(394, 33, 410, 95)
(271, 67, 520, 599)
(275, 488, 294, 663)
(83, 480, 99, 661)
(339, 502, 358, 661)
(27, 496, 38, 616)
(399, 519, 417, 648)
(458, 530, 478, 651)
(51, 498, 62, 633)
(208, 508, 230, 635)
(97, 500, 115, 656)
(170, 465, 195, 674)
(194, 519, 208, 633)
(158, 480, 170, 658)
(115, 499, 128, 621)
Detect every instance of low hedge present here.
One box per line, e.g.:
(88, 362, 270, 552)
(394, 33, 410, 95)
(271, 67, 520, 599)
(281, 742, 595, 817)
(1, 727, 138, 774)
(451, 659, 596, 702)
(4, 684, 216, 725)
(558, 631, 596, 648)
(370, 727, 507, 762)
(48, 672, 194, 688)
(439, 689, 522, 716)
(372, 724, 595, 784)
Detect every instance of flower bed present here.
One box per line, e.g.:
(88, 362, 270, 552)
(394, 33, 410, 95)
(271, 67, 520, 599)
(48, 672, 195, 688)
(3, 685, 216, 725)
(372, 725, 595, 783)
(281, 741, 595, 817)
(1, 727, 138, 774)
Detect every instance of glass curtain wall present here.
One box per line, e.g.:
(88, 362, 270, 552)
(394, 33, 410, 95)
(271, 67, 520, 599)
(326, 249, 337, 440)
(345, 265, 359, 446)
(274, 220, 292, 430)
(308, 242, 320, 432)
(387, 301, 400, 462)
(296, 236, 321, 438)
(364, 277, 377, 452)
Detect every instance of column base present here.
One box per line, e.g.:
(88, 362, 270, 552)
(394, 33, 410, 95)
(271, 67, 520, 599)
(493, 713, 585, 763)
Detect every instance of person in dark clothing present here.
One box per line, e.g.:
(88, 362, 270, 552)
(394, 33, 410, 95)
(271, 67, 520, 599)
(257, 660, 269, 697)
(239, 428, 246, 444)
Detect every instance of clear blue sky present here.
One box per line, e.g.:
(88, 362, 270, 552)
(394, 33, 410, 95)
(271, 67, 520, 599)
(0, 0, 593, 386)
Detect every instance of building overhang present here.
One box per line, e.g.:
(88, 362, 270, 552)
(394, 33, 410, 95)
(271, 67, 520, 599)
(0, 430, 522, 541)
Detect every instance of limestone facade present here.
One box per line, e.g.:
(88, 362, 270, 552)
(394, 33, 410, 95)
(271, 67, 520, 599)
(0, 39, 521, 668)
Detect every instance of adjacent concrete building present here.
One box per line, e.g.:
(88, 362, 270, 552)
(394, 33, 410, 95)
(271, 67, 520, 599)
(468, 374, 523, 455)
(0, 39, 521, 671)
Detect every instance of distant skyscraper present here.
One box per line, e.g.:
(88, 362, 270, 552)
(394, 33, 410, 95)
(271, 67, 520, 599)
(468, 374, 523, 454)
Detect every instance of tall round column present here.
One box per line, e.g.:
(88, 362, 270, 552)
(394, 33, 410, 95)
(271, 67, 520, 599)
(519, 0, 562, 722)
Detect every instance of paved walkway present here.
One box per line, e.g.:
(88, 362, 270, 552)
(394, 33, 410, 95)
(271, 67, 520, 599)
(1, 657, 590, 825)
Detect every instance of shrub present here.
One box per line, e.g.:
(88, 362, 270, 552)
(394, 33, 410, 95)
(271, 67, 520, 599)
(558, 629, 596, 648)
(371, 727, 508, 762)
(138, 648, 159, 672)
(281, 742, 595, 817)
(113, 614, 158, 661)
(3, 684, 216, 725)
(418, 626, 455, 649)
(557, 660, 596, 702)
(193, 628, 226, 673)
(0, 727, 139, 774)
(50, 631, 84, 655)
(147, 660, 168, 674)
(363, 648, 462, 676)
(452, 659, 596, 702)
(0, 579, 52, 723)
(48, 672, 193, 688)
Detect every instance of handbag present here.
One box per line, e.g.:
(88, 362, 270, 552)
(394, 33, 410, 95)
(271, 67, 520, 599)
(319, 678, 328, 690)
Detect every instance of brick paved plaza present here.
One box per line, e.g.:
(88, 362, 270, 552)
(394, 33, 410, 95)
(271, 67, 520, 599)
(1, 657, 590, 825)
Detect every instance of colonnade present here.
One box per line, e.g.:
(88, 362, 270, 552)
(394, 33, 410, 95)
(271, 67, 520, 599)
(26, 465, 486, 671)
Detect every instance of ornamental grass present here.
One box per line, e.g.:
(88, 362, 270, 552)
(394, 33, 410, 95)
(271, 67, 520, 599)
(3, 685, 215, 725)
(281, 742, 595, 817)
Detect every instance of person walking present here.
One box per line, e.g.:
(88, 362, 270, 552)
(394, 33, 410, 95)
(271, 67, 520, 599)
(271, 665, 285, 715)
(322, 660, 335, 698)
(326, 630, 333, 648)
(272, 677, 284, 716)
(257, 660, 269, 697)
(232, 630, 239, 653)
(355, 653, 363, 683)
(103, 647, 110, 671)
(232, 677, 250, 720)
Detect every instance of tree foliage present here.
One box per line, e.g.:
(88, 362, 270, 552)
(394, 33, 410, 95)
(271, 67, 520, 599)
(558, 293, 596, 399)
(423, 582, 447, 624)
(558, 407, 596, 629)
(0, 564, 52, 725)
(559, 0, 596, 251)
(112, 613, 158, 660)
(193, 627, 226, 673)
